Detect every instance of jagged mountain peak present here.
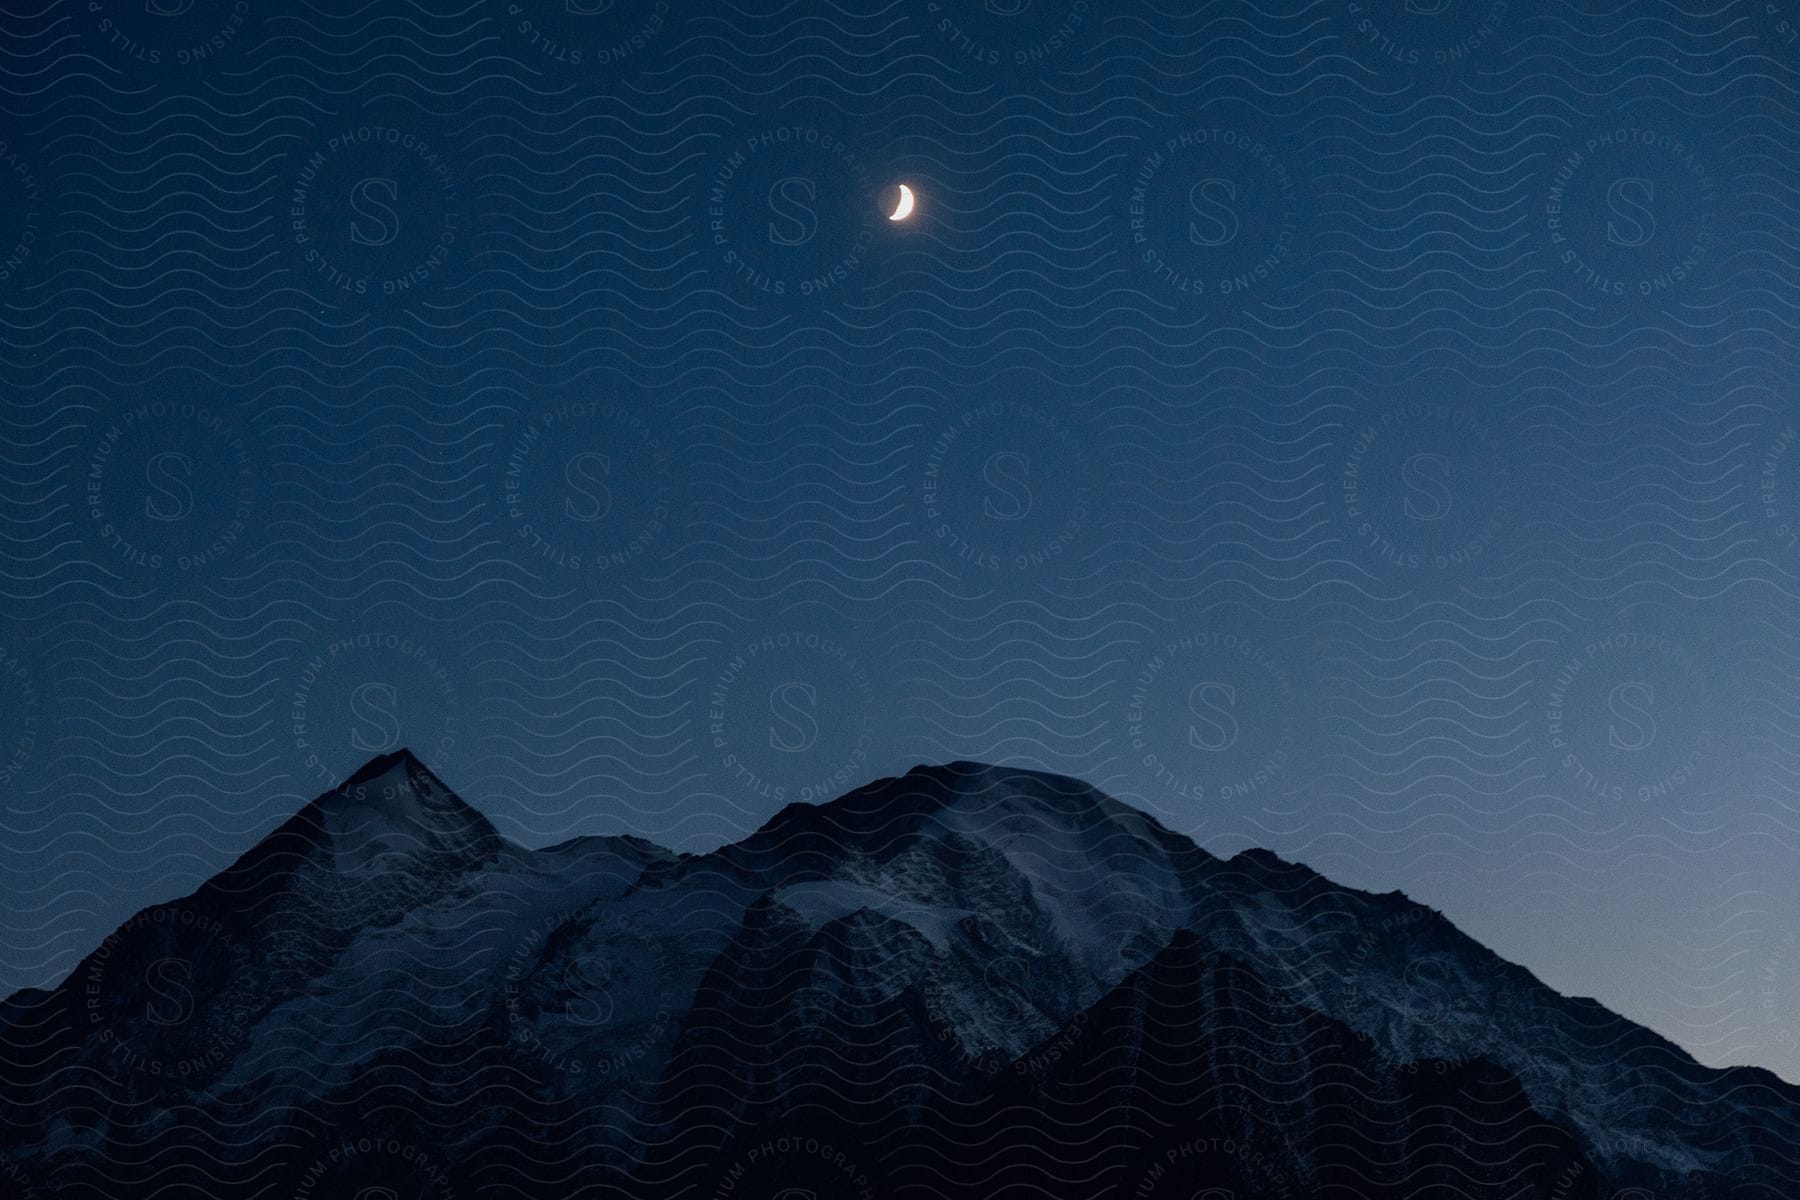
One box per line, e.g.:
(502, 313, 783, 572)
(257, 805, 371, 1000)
(290, 747, 503, 875)
(338, 745, 433, 789)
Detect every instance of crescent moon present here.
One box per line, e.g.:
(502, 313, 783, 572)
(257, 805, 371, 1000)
(887, 184, 915, 221)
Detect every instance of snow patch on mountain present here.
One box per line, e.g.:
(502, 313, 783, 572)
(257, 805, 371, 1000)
(773, 879, 973, 950)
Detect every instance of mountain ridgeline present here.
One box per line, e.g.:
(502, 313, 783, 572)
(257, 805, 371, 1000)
(0, 751, 1789, 1198)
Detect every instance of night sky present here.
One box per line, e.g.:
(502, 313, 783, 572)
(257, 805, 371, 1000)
(3, 0, 1800, 1085)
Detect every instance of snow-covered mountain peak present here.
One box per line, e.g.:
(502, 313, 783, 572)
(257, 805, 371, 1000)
(736, 759, 1195, 866)
(299, 747, 502, 875)
(710, 761, 1200, 990)
(7, 752, 1792, 1199)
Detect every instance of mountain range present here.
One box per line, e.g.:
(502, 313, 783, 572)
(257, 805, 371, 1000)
(1, 750, 1790, 1198)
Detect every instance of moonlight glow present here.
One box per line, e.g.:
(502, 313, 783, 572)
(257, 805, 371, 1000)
(884, 183, 916, 221)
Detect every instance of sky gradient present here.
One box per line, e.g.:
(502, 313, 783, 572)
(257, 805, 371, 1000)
(2, 0, 1799, 1084)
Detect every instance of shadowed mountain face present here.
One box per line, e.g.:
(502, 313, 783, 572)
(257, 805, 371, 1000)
(0, 752, 1787, 1198)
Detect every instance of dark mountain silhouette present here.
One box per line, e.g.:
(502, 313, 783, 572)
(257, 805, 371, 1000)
(0, 750, 1788, 1198)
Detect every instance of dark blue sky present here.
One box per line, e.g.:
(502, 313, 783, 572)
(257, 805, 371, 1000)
(3, 0, 1799, 1083)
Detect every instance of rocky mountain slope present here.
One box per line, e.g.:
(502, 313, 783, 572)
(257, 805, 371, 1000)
(1, 751, 1788, 1197)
